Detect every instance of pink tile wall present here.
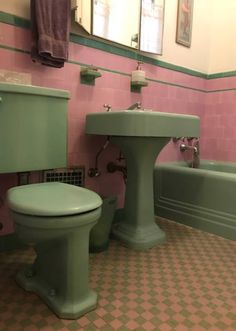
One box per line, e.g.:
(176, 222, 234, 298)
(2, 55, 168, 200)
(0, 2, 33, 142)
(201, 88, 236, 161)
(0, 21, 223, 236)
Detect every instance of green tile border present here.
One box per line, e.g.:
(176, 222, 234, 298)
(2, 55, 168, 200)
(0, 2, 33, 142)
(0, 10, 205, 79)
(70, 33, 206, 79)
(1, 11, 235, 80)
(0, 11, 30, 29)
(207, 71, 236, 79)
(1, 43, 236, 94)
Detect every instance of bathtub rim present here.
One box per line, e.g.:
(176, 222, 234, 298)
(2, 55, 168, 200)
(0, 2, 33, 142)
(156, 159, 236, 180)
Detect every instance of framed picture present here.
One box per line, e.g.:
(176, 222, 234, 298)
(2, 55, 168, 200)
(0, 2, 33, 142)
(176, 0, 194, 47)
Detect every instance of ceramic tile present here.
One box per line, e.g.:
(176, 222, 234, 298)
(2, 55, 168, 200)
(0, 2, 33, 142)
(0, 20, 235, 241)
(1, 218, 236, 331)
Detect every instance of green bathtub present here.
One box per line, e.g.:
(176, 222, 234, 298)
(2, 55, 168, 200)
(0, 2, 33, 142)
(154, 160, 236, 241)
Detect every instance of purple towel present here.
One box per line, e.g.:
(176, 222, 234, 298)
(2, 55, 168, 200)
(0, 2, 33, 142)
(31, 0, 71, 68)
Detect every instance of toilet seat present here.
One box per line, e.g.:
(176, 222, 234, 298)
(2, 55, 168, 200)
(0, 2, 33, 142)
(8, 182, 102, 216)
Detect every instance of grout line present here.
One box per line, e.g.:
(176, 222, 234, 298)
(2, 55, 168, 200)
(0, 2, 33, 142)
(0, 43, 30, 54)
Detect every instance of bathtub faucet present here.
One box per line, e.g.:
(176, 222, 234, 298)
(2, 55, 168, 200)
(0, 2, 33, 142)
(127, 102, 141, 110)
(180, 138, 200, 168)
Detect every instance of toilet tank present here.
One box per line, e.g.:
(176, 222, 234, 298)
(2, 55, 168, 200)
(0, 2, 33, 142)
(0, 83, 69, 173)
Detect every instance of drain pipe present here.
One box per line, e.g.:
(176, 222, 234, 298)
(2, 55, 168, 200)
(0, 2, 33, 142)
(107, 161, 127, 184)
(88, 137, 110, 177)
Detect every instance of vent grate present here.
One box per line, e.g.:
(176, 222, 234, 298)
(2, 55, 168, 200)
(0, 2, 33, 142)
(43, 167, 85, 187)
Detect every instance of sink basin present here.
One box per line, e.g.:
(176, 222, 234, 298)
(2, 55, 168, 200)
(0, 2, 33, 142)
(86, 110, 200, 250)
(86, 110, 199, 137)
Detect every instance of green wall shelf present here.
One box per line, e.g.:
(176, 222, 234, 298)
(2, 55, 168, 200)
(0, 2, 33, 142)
(131, 80, 148, 93)
(80, 66, 102, 85)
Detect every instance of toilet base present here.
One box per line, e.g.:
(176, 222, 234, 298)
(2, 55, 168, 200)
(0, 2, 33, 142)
(11, 209, 101, 319)
(16, 266, 97, 319)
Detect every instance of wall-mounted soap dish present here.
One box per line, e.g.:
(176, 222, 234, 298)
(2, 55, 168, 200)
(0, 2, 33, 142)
(80, 66, 102, 85)
(130, 80, 148, 93)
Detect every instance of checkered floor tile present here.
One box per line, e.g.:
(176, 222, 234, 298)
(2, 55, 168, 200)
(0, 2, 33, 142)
(0, 218, 235, 331)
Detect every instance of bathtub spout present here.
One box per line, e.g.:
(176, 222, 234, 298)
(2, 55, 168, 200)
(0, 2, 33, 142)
(180, 139, 200, 168)
(127, 102, 141, 110)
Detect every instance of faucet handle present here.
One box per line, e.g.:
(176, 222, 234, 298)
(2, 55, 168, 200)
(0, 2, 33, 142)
(103, 104, 112, 112)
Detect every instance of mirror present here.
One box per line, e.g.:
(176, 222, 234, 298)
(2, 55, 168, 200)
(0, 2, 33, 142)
(140, 0, 164, 54)
(92, 0, 140, 49)
(92, 0, 165, 54)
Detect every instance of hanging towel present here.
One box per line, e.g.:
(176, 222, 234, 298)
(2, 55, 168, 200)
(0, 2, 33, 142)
(31, 0, 71, 68)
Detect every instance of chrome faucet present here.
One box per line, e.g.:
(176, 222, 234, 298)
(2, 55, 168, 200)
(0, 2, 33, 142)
(127, 102, 141, 110)
(180, 138, 200, 168)
(103, 104, 112, 112)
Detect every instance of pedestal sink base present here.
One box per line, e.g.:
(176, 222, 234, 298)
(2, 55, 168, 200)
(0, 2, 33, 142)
(112, 220, 166, 250)
(110, 136, 169, 250)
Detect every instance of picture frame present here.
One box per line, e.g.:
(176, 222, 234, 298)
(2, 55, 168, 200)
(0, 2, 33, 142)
(176, 0, 194, 47)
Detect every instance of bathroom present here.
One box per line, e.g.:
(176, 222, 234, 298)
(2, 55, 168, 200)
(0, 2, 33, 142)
(0, 0, 236, 330)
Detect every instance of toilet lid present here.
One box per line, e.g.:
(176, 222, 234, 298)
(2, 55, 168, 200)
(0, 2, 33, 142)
(7, 182, 102, 216)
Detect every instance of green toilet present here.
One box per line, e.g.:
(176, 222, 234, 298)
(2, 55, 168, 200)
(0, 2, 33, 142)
(0, 83, 102, 319)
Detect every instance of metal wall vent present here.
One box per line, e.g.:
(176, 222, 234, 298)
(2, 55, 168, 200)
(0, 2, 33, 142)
(43, 167, 85, 187)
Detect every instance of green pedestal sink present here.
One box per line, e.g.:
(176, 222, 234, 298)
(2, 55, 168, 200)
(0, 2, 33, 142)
(86, 110, 200, 250)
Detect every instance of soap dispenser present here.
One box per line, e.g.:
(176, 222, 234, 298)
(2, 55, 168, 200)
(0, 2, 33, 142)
(130, 61, 148, 93)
